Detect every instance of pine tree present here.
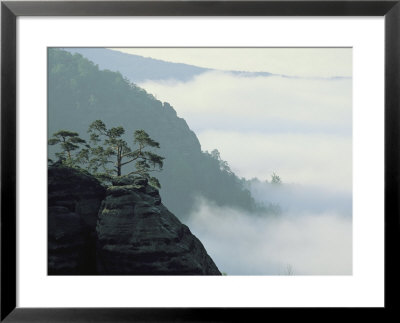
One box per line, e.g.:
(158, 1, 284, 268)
(87, 120, 164, 188)
(271, 172, 282, 184)
(48, 130, 88, 166)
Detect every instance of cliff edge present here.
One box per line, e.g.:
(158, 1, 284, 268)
(48, 166, 221, 275)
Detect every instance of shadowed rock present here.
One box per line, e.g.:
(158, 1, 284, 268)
(48, 166, 106, 274)
(48, 167, 221, 275)
(97, 175, 221, 275)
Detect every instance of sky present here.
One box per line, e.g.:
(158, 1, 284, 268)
(112, 47, 352, 78)
(113, 48, 353, 274)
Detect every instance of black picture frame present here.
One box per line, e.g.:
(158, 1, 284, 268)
(1, 0, 399, 321)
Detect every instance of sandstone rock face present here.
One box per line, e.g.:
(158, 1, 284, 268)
(48, 167, 221, 275)
(48, 166, 106, 274)
(96, 176, 221, 275)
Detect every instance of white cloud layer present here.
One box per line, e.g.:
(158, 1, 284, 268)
(141, 72, 352, 135)
(143, 70, 353, 275)
(187, 197, 352, 275)
(198, 130, 352, 192)
(248, 181, 352, 216)
(139, 72, 352, 192)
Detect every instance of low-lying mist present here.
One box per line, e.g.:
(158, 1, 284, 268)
(186, 185, 352, 275)
(139, 71, 352, 135)
(248, 180, 352, 216)
(139, 71, 352, 192)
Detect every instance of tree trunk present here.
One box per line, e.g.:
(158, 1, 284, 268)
(117, 148, 122, 176)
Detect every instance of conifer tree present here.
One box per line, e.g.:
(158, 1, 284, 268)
(48, 130, 87, 166)
(87, 120, 164, 188)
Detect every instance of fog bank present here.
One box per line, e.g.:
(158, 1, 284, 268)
(187, 197, 352, 275)
(139, 71, 352, 192)
(139, 69, 353, 275)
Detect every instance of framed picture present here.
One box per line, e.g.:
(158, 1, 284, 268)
(1, 0, 399, 321)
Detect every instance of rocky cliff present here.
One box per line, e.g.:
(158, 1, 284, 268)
(48, 166, 106, 274)
(48, 166, 221, 275)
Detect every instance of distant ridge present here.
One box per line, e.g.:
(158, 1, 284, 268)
(63, 47, 351, 83)
(63, 47, 211, 83)
(63, 48, 275, 82)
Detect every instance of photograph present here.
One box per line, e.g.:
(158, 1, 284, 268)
(48, 47, 352, 276)
(2, 0, 397, 319)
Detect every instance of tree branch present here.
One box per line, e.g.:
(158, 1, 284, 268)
(120, 156, 140, 167)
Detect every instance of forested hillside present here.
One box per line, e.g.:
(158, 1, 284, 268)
(64, 47, 274, 83)
(64, 47, 211, 83)
(48, 49, 263, 221)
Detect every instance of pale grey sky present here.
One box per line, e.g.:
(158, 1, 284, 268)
(111, 47, 352, 77)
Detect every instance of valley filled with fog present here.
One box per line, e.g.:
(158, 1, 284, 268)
(138, 70, 352, 275)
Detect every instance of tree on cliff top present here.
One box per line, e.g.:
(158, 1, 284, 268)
(87, 120, 164, 188)
(48, 130, 88, 166)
